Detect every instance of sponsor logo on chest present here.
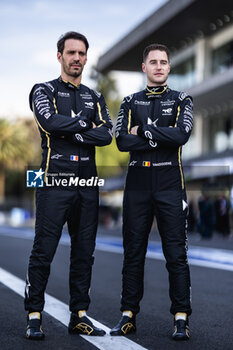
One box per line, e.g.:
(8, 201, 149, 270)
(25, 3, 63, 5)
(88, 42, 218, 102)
(162, 107, 173, 116)
(160, 99, 175, 106)
(58, 91, 70, 97)
(80, 93, 93, 100)
(85, 102, 94, 109)
(134, 100, 150, 106)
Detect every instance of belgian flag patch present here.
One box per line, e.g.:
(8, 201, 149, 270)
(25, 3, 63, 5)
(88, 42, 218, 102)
(143, 161, 150, 167)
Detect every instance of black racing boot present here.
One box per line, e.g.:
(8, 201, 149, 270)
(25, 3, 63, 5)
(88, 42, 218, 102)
(110, 311, 136, 336)
(68, 311, 106, 336)
(26, 312, 45, 340)
(172, 313, 190, 340)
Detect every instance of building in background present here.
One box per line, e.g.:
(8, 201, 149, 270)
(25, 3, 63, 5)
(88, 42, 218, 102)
(97, 0, 233, 198)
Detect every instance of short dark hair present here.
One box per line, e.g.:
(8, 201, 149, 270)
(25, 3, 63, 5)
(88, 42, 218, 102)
(57, 31, 89, 54)
(143, 44, 170, 62)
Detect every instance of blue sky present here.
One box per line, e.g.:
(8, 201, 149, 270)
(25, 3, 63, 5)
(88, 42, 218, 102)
(0, 0, 167, 117)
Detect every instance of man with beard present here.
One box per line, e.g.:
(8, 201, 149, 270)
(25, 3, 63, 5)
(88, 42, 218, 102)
(111, 44, 193, 340)
(25, 31, 112, 340)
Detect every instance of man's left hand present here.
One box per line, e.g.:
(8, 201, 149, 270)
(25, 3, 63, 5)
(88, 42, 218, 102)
(130, 126, 139, 135)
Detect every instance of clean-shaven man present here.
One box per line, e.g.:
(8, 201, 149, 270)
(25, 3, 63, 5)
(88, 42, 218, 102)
(25, 31, 112, 340)
(111, 43, 193, 340)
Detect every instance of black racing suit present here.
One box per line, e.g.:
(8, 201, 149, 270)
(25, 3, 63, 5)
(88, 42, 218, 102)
(25, 76, 113, 313)
(115, 85, 193, 316)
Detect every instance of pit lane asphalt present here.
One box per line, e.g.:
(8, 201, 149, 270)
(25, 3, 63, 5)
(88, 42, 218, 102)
(0, 227, 233, 350)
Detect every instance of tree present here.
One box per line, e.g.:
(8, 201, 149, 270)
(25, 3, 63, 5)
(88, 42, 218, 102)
(0, 118, 35, 202)
(90, 66, 129, 176)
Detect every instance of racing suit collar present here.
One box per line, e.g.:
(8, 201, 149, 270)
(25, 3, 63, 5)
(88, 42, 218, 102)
(58, 76, 81, 89)
(145, 85, 168, 98)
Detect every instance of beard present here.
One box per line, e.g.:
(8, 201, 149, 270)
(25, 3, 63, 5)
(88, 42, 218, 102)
(62, 59, 84, 78)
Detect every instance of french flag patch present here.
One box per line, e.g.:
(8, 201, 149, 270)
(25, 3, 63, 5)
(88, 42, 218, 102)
(70, 155, 79, 161)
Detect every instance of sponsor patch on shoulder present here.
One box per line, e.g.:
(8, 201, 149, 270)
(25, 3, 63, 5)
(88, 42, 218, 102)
(34, 86, 45, 95)
(125, 94, 133, 102)
(178, 92, 188, 101)
(94, 90, 101, 98)
(44, 82, 54, 92)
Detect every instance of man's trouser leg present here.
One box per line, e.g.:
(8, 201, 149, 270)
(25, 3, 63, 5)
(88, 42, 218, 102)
(121, 168, 153, 315)
(67, 186, 99, 313)
(154, 190, 192, 316)
(25, 188, 73, 312)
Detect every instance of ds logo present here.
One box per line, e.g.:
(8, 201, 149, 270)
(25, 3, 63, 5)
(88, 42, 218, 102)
(26, 169, 44, 187)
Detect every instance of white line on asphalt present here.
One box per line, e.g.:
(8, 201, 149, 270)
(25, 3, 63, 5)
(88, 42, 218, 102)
(0, 267, 148, 350)
(1, 227, 233, 271)
(95, 238, 233, 272)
